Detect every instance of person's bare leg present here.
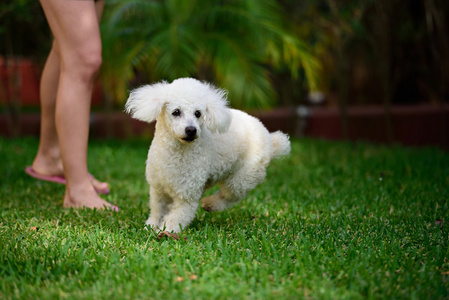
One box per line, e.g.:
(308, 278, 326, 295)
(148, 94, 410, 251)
(33, 0, 110, 194)
(39, 0, 116, 210)
(32, 41, 64, 176)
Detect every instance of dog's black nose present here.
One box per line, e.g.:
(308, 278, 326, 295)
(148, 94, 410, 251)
(185, 126, 197, 137)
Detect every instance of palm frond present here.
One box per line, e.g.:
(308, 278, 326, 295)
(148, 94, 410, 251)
(100, 0, 321, 108)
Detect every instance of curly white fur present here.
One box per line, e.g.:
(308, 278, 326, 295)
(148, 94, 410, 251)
(126, 78, 291, 233)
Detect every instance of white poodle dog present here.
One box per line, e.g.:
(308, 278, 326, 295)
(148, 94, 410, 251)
(125, 78, 291, 233)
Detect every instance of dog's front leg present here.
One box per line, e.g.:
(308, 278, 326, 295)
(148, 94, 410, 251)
(145, 187, 171, 231)
(161, 200, 199, 233)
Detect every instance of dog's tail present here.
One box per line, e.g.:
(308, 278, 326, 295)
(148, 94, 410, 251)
(271, 131, 291, 158)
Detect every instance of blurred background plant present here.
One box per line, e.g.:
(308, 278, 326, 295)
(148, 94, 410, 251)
(282, 0, 448, 106)
(0, 0, 51, 135)
(100, 0, 321, 109)
(0, 0, 51, 60)
(1, 0, 448, 140)
(282, 0, 448, 141)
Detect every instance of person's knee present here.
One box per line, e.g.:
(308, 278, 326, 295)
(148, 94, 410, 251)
(78, 47, 102, 78)
(62, 45, 102, 80)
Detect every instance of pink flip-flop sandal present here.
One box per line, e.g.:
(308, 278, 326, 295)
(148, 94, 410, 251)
(25, 166, 110, 195)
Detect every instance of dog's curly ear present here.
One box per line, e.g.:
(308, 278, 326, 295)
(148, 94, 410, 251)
(205, 85, 232, 133)
(125, 81, 168, 123)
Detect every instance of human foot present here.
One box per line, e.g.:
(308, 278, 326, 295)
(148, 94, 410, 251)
(88, 175, 110, 195)
(63, 184, 118, 211)
(30, 157, 110, 194)
(32, 151, 64, 179)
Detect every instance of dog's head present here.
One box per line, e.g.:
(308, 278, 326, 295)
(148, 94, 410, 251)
(125, 78, 231, 143)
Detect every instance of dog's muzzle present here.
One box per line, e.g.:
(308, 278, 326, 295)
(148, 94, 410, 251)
(182, 126, 197, 142)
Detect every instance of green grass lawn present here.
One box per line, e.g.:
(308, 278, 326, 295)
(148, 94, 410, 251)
(0, 137, 448, 299)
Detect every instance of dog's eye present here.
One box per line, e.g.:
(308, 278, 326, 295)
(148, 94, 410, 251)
(194, 111, 201, 118)
(172, 109, 181, 117)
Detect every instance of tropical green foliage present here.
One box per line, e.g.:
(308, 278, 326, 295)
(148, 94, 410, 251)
(100, 0, 321, 109)
(2, 0, 447, 111)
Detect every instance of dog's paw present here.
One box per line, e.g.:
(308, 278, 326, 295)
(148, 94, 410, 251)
(145, 218, 161, 232)
(161, 221, 183, 233)
(201, 195, 227, 212)
(201, 202, 213, 212)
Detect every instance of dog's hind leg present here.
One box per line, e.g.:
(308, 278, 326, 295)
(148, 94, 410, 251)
(201, 184, 238, 212)
(201, 165, 267, 212)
